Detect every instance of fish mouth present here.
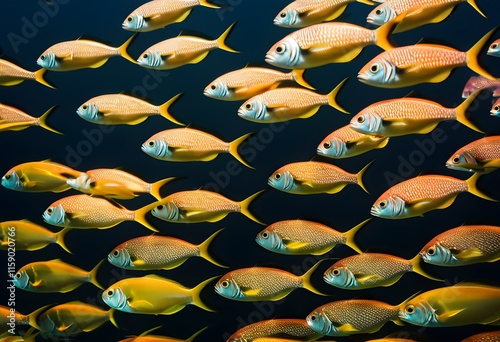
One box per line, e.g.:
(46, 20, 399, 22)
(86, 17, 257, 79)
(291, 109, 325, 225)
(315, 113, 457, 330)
(237, 108, 246, 118)
(264, 54, 275, 65)
(366, 16, 378, 25)
(140, 144, 147, 152)
(370, 206, 380, 217)
(357, 73, 368, 82)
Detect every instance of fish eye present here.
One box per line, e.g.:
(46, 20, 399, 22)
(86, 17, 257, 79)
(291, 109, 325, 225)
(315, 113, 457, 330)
(211, 84, 216, 90)
(245, 103, 252, 110)
(494, 105, 500, 111)
(370, 64, 379, 73)
(107, 289, 114, 296)
(47, 208, 53, 214)
(491, 43, 499, 49)
(357, 116, 365, 123)
(112, 250, 119, 257)
(323, 141, 332, 149)
(332, 269, 340, 276)
(40, 55, 45, 61)
(262, 232, 269, 238)
(376, 9, 382, 15)
(127, 16, 133, 22)
(148, 141, 155, 147)
(15, 273, 21, 279)
(156, 205, 164, 210)
(310, 314, 317, 321)
(274, 173, 281, 180)
(143, 54, 148, 59)
(453, 155, 460, 163)
(276, 45, 285, 54)
(82, 105, 88, 110)
(406, 305, 415, 314)
(379, 201, 386, 208)
(427, 247, 435, 255)
(221, 280, 229, 288)
(5, 174, 11, 180)
(280, 12, 286, 18)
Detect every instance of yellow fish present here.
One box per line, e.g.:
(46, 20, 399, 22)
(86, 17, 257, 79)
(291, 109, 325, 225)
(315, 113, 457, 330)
(137, 23, 238, 70)
(12, 259, 103, 293)
(0, 104, 61, 134)
(0, 327, 39, 342)
(119, 326, 208, 342)
(0, 305, 47, 338)
(102, 274, 217, 315)
(142, 127, 254, 168)
(37, 34, 137, 71)
(0, 59, 54, 88)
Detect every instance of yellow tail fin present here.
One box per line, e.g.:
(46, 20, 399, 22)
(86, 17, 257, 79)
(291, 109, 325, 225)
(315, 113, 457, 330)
(292, 69, 315, 90)
(191, 276, 219, 312)
(27, 305, 51, 331)
(34, 68, 56, 89)
(357, 160, 373, 194)
(468, 0, 487, 18)
(301, 259, 329, 296)
(327, 78, 349, 114)
(186, 326, 209, 342)
(239, 190, 266, 225)
(38, 105, 63, 135)
(344, 218, 371, 254)
(159, 93, 184, 126)
(467, 27, 498, 80)
(409, 255, 443, 282)
(217, 22, 239, 53)
(454, 89, 483, 133)
(119, 33, 138, 64)
(89, 259, 104, 290)
(150, 177, 176, 200)
(229, 132, 254, 169)
(56, 227, 72, 254)
(108, 308, 119, 328)
(375, 10, 406, 50)
(200, 0, 220, 8)
(466, 172, 496, 201)
(135, 201, 160, 232)
(198, 228, 228, 268)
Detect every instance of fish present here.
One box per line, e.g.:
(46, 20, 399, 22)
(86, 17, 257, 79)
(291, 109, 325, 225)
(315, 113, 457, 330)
(398, 284, 500, 327)
(66, 168, 175, 200)
(487, 38, 500, 57)
(419, 225, 500, 266)
(12, 258, 103, 293)
(76, 93, 184, 126)
(367, 0, 486, 33)
(0, 104, 61, 134)
(267, 160, 371, 195)
(33, 301, 117, 338)
(215, 260, 326, 301)
(491, 97, 500, 116)
(1, 160, 82, 192)
(102, 274, 217, 315)
(357, 28, 498, 88)
(37, 34, 137, 71)
(141, 127, 254, 168)
(1, 327, 39, 342)
(0, 220, 71, 253)
(226, 318, 323, 342)
(306, 299, 403, 336)
(42, 194, 159, 232)
(107, 228, 226, 270)
(137, 22, 238, 70)
(461, 75, 500, 98)
(462, 330, 500, 342)
(255, 218, 371, 255)
(370, 173, 495, 219)
(237, 80, 348, 123)
(150, 189, 264, 224)
(445, 136, 500, 173)
(273, 0, 375, 28)
(119, 326, 208, 342)
(122, 0, 219, 32)
(349, 90, 483, 136)
(0, 305, 47, 338)
(0, 59, 54, 88)
(317, 124, 389, 159)
(323, 252, 441, 290)
(204, 67, 314, 101)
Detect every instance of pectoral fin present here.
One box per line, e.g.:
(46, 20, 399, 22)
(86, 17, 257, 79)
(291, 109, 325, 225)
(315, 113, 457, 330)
(129, 300, 155, 311)
(438, 308, 466, 322)
(338, 323, 360, 333)
(355, 273, 384, 284)
(58, 52, 73, 61)
(56, 323, 73, 332)
(455, 248, 484, 259)
(30, 279, 43, 287)
(484, 159, 500, 168)
(241, 287, 261, 297)
(283, 239, 309, 251)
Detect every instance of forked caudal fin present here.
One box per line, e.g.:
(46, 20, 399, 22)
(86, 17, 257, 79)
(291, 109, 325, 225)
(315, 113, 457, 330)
(466, 172, 497, 201)
(409, 255, 443, 282)
(135, 202, 160, 232)
(229, 132, 255, 169)
(190, 276, 219, 312)
(56, 227, 72, 254)
(217, 22, 239, 53)
(344, 218, 372, 254)
(327, 78, 349, 114)
(198, 228, 228, 268)
(467, 27, 499, 81)
(89, 259, 105, 290)
(150, 177, 176, 200)
(454, 90, 483, 133)
(38, 105, 63, 135)
(300, 259, 329, 296)
(119, 33, 139, 64)
(357, 160, 374, 194)
(159, 93, 185, 126)
(291, 69, 315, 90)
(238, 190, 266, 225)
(35, 68, 56, 89)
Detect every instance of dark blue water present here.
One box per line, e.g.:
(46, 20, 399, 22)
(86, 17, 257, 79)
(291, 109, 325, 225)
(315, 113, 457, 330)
(1, 0, 499, 341)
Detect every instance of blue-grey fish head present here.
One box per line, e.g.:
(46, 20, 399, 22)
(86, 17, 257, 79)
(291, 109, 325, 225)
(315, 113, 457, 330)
(122, 12, 146, 31)
(445, 151, 478, 172)
(265, 37, 302, 68)
(214, 278, 242, 300)
(420, 242, 455, 266)
(306, 310, 337, 336)
(268, 170, 294, 192)
(371, 196, 407, 219)
(399, 301, 437, 327)
(66, 173, 91, 192)
(102, 286, 128, 311)
(43, 203, 67, 226)
(151, 202, 180, 222)
(487, 40, 500, 57)
(317, 137, 346, 158)
(137, 51, 163, 69)
(358, 58, 396, 86)
(323, 266, 356, 289)
(13, 270, 30, 289)
(204, 81, 230, 99)
(37, 51, 58, 69)
(490, 101, 500, 116)
(367, 4, 396, 26)
(142, 137, 170, 160)
(76, 103, 100, 122)
(273, 8, 300, 28)
(255, 229, 285, 253)
(350, 113, 382, 135)
(108, 248, 132, 269)
(238, 99, 269, 122)
(1, 171, 22, 191)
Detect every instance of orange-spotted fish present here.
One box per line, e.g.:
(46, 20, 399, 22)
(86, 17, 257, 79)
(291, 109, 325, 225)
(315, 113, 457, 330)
(268, 160, 371, 194)
(119, 326, 208, 342)
(0, 104, 61, 134)
(37, 34, 137, 71)
(12, 259, 103, 293)
(420, 225, 500, 266)
(274, 0, 375, 28)
(358, 28, 498, 88)
(488, 38, 500, 57)
(371, 173, 495, 219)
(462, 330, 500, 342)
(66, 168, 175, 200)
(102, 274, 217, 315)
(42, 194, 158, 232)
(256, 219, 371, 255)
(1, 160, 81, 192)
(349, 90, 482, 136)
(323, 252, 441, 290)
(108, 229, 226, 270)
(398, 284, 500, 327)
(204, 67, 314, 101)
(0, 59, 54, 88)
(491, 98, 500, 116)
(0, 220, 71, 253)
(446, 136, 500, 173)
(226, 319, 323, 342)
(151, 189, 264, 224)
(76, 93, 184, 126)
(137, 23, 238, 70)
(123, 0, 219, 32)
(317, 124, 389, 159)
(0, 305, 47, 338)
(214, 260, 326, 301)
(462, 75, 500, 98)
(238, 79, 348, 123)
(141, 127, 254, 168)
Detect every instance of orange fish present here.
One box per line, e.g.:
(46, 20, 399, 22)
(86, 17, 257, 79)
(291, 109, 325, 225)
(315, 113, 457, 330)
(0, 305, 47, 338)
(119, 326, 208, 342)
(446, 136, 500, 173)
(462, 330, 500, 342)
(0, 104, 61, 134)
(0, 59, 54, 88)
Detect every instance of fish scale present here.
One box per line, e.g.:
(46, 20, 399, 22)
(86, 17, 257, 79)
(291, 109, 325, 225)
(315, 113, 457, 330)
(252, 88, 328, 108)
(45, 41, 120, 59)
(0, 60, 35, 80)
(330, 125, 370, 141)
(268, 220, 348, 248)
(427, 225, 500, 256)
(86, 169, 152, 193)
(225, 268, 303, 297)
(0, 104, 37, 124)
(374, 0, 466, 15)
(148, 37, 218, 56)
(451, 136, 500, 161)
(361, 98, 457, 120)
(85, 95, 159, 115)
(228, 319, 321, 341)
(170, 191, 241, 212)
(283, 162, 357, 185)
(133, 0, 200, 16)
(157, 129, 229, 153)
(383, 175, 468, 201)
(290, 23, 376, 47)
(462, 76, 500, 97)
(385, 45, 466, 69)
(214, 68, 294, 89)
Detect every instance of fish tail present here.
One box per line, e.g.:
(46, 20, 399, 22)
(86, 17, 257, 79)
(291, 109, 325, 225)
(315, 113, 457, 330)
(200, 0, 220, 8)
(455, 90, 484, 133)
(466, 172, 497, 201)
(34, 68, 56, 89)
(89, 259, 105, 290)
(410, 255, 443, 282)
(56, 227, 72, 254)
(301, 259, 328, 296)
(374, 10, 406, 50)
(119, 33, 139, 64)
(291, 69, 315, 90)
(38, 105, 63, 135)
(191, 276, 219, 312)
(108, 308, 119, 328)
(229, 132, 254, 169)
(135, 202, 160, 232)
(356, 160, 373, 194)
(468, 0, 487, 18)
(216, 22, 239, 53)
(344, 218, 371, 253)
(186, 326, 209, 342)
(327, 78, 349, 114)
(239, 190, 266, 225)
(466, 27, 498, 80)
(150, 177, 176, 200)
(159, 93, 185, 126)
(22, 327, 39, 341)
(28, 304, 51, 331)
(198, 228, 228, 268)
(357, 0, 375, 4)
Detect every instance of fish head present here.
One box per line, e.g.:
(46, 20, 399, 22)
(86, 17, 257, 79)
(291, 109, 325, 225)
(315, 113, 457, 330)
(487, 39, 500, 57)
(214, 277, 243, 300)
(66, 172, 91, 191)
(108, 247, 133, 269)
(151, 202, 180, 222)
(12, 269, 30, 289)
(420, 241, 455, 265)
(317, 136, 346, 158)
(273, 8, 300, 27)
(367, 4, 396, 26)
(445, 151, 478, 172)
(137, 50, 163, 69)
(265, 37, 302, 68)
(399, 300, 437, 326)
(76, 103, 100, 122)
(141, 137, 171, 160)
(122, 12, 146, 31)
(102, 285, 128, 311)
(255, 228, 285, 252)
(306, 310, 337, 335)
(238, 99, 269, 122)
(37, 51, 58, 69)
(358, 56, 397, 87)
(323, 266, 357, 289)
(268, 170, 294, 192)
(43, 203, 67, 226)
(204, 80, 230, 99)
(1, 171, 23, 191)
(490, 99, 500, 116)
(350, 113, 382, 135)
(370, 195, 406, 219)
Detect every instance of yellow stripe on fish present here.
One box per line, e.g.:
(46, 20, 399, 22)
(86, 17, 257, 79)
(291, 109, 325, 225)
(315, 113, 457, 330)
(0, 104, 61, 134)
(0, 59, 54, 88)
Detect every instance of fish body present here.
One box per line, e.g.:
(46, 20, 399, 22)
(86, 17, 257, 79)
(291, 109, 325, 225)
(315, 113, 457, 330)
(0, 306, 45, 337)
(446, 136, 500, 173)
(491, 98, 500, 117)
(420, 225, 500, 266)
(462, 76, 500, 98)
(0, 59, 54, 88)
(488, 39, 500, 57)
(227, 318, 322, 342)
(462, 330, 500, 342)
(119, 326, 208, 342)
(0, 104, 61, 134)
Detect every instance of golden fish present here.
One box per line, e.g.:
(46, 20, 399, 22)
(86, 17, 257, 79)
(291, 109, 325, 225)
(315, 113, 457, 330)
(37, 35, 137, 71)
(0, 305, 47, 338)
(446, 136, 500, 173)
(108, 229, 226, 270)
(0, 59, 54, 88)
(137, 23, 238, 69)
(462, 330, 500, 342)
(0, 220, 71, 253)
(399, 284, 500, 327)
(268, 160, 371, 194)
(66, 168, 175, 200)
(119, 326, 207, 342)
(12, 258, 103, 293)
(151, 189, 264, 224)
(142, 127, 254, 168)
(0, 327, 38, 342)
(204, 67, 314, 101)
(358, 28, 497, 88)
(0, 104, 61, 134)
(420, 225, 500, 266)
(371, 173, 495, 219)
(102, 274, 217, 315)
(76, 93, 184, 126)
(227, 318, 322, 342)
